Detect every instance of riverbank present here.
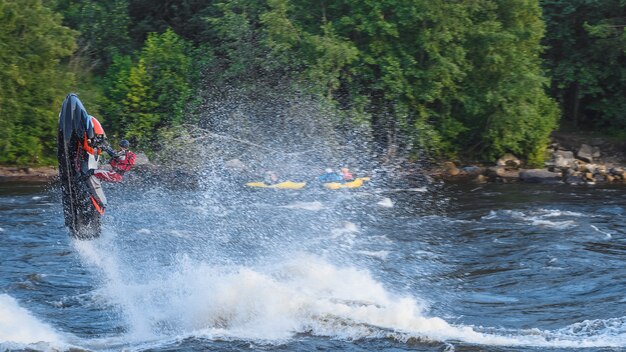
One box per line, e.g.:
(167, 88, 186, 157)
(0, 166, 58, 182)
(430, 131, 626, 185)
(0, 152, 153, 183)
(2, 132, 624, 186)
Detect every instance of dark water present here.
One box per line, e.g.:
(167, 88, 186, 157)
(1, 179, 625, 352)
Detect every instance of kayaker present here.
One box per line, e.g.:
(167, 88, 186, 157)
(264, 170, 280, 184)
(93, 139, 136, 183)
(317, 168, 343, 182)
(340, 167, 354, 181)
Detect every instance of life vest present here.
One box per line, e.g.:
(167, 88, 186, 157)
(83, 116, 106, 156)
(110, 150, 136, 174)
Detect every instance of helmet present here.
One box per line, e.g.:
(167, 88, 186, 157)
(90, 116, 105, 135)
(119, 139, 130, 148)
(325, 168, 333, 173)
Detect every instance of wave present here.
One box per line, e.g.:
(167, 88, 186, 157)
(472, 316, 626, 348)
(481, 209, 582, 229)
(0, 294, 65, 350)
(72, 240, 626, 349)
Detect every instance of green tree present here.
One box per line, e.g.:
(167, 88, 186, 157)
(206, 0, 272, 80)
(458, 0, 559, 164)
(101, 53, 133, 135)
(542, 0, 626, 131)
(50, 0, 132, 72)
(122, 59, 159, 142)
(257, 0, 557, 163)
(262, 0, 359, 99)
(325, 0, 471, 155)
(251, 0, 471, 154)
(104, 29, 194, 147)
(128, 0, 214, 45)
(0, 0, 76, 165)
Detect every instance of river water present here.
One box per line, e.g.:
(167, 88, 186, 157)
(1, 177, 625, 351)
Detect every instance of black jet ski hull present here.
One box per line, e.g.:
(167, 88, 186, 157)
(57, 94, 107, 240)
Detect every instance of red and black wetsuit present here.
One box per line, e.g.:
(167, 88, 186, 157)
(94, 150, 136, 183)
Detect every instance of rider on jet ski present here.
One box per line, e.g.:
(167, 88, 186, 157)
(93, 139, 136, 183)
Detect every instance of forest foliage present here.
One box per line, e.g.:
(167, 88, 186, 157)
(0, 0, 624, 166)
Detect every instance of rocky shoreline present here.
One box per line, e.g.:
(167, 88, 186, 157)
(432, 134, 626, 185)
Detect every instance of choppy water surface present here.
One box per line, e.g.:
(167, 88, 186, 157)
(1, 179, 625, 351)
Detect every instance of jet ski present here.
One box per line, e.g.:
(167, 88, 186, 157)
(57, 93, 107, 239)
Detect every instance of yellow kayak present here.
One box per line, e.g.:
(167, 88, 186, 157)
(324, 177, 370, 190)
(245, 181, 307, 190)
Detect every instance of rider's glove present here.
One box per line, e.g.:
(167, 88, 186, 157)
(104, 146, 118, 158)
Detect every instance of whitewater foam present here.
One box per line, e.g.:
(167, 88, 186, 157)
(97, 253, 461, 342)
(590, 224, 612, 238)
(72, 243, 523, 346)
(482, 209, 580, 229)
(72, 234, 626, 349)
(0, 294, 63, 348)
(75, 237, 157, 340)
(377, 197, 394, 208)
